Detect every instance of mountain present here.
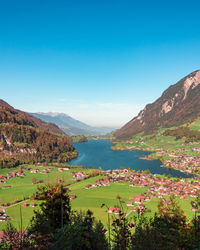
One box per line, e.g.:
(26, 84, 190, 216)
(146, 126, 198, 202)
(0, 100, 65, 136)
(0, 100, 77, 168)
(30, 112, 116, 136)
(115, 70, 200, 139)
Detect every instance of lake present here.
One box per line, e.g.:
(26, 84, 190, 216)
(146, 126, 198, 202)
(69, 140, 192, 178)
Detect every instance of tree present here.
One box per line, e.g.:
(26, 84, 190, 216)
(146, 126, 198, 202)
(131, 195, 200, 250)
(28, 184, 71, 248)
(51, 210, 108, 250)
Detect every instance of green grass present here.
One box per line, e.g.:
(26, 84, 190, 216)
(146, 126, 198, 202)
(0, 165, 93, 206)
(70, 181, 196, 223)
(70, 182, 147, 224)
(0, 164, 197, 231)
(113, 135, 186, 151)
(3, 200, 42, 230)
(0, 179, 196, 231)
(113, 118, 200, 153)
(190, 118, 200, 131)
(113, 129, 200, 154)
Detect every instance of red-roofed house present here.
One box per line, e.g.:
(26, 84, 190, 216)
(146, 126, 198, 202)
(108, 207, 114, 213)
(126, 201, 134, 207)
(114, 208, 120, 215)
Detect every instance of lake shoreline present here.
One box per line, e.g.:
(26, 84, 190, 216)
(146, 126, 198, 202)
(110, 142, 197, 178)
(71, 140, 193, 178)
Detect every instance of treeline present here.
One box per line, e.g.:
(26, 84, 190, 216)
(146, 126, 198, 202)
(0, 104, 34, 126)
(0, 124, 77, 168)
(163, 126, 200, 143)
(1, 184, 200, 249)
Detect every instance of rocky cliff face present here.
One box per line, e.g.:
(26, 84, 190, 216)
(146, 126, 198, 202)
(115, 70, 200, 139)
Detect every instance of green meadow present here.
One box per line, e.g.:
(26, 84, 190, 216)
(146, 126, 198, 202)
(69, 177, 195, 224)
(113, 134, 200, 152)
(190, 118, 200, 131)
(0, 165, 197, 231)
(0, 165, 75, 205)
(113, 125, 200, 159)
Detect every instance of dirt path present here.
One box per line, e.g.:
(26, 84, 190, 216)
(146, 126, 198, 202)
(0, 199, 30, 210)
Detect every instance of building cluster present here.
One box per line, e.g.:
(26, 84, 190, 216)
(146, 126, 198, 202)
(83, 169, 199, 200)
(157, 149, 200, 174)
(58, 167, 70, 172)
(85, 178, 110, 189)
(0, 170, 25, 183)
(23, 202, 35, 207)
(105, 169, 200, 199)
(82, 169, 199, 216)
(107, 207, 120, 214)
(129, 174, 200, 199)
(30, 167, 53, 174)
(72, 171, 88, 181)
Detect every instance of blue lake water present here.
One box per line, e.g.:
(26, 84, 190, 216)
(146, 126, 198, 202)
(69, 140, 192, 178)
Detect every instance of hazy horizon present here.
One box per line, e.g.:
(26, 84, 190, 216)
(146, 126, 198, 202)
(29, 110, 120, 128)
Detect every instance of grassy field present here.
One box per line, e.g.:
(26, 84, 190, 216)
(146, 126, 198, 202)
(113, 134, 200, 152)
(0, 165, 79, 205)
(69, 178, 195, 223)
(0, 165, 94, 230)
(190, 118, 200, 131)
(0, 165, 98, 205)
(113, 125, 200, 157)
(0, 166, 197, 231)
(4, 200, 42, 230)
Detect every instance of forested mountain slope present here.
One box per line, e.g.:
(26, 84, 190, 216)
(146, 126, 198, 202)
(0, 100, 77, 168)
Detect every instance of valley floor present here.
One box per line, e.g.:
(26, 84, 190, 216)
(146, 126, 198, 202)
(0, 165, 199, 231)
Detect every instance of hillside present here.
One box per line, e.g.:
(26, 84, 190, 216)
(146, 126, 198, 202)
(115, 70, 200, 139)
(0, 100, 77, 168)
(0, 100, 65, 136)
(31, 112, 116, 136)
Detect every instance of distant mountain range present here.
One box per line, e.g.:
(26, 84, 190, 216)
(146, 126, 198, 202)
(115, 70, 200, 139)
(0, 100, 77, 168)
(30, 112, 117, 136)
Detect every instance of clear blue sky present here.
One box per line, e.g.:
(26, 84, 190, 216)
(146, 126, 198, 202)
(0, 0, 200, 126)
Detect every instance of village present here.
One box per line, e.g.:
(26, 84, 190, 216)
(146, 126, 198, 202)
(113, 135, 200, 176)
(82, 169, 200, 214)
(156, 148, 200, 175)
(84, 169, 200, 199)
(0, 166, 199, 227)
